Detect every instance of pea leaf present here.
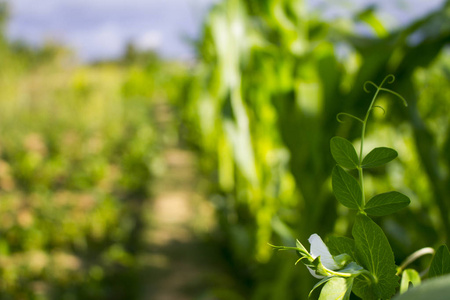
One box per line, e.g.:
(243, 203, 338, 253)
(400, 269, 421, 294)
(330, 137, 360, 169)
(332, 165, 363, 210)
(352, 276, 377, 300)
(364, 191, 410, 216)
(319, 276, 353, 300)
(428, 245, 450, 278)
(393, 274, 450, 300)
(352, 214, 399, 299)
(327, 235, 356, 260)
(362, 147, 398, 168)
(309, 277, 333, 298)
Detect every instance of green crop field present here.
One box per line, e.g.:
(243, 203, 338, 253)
(0, 0, 449, 299)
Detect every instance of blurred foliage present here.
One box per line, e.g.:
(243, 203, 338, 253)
(0, 15, 182, 298)
(0, 0, 450, 299)
(181, 0, 450, 299)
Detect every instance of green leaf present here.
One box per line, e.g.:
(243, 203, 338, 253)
(327, 236, 356, 260)
(332, 165, 363, 210)
(362, 147, 398, 168)
(428, 245, 450, 278)
(296, 239, 309, 254)
(393, 274, 450, 300)
(309, 276, 333, 298)
(319, 277, 353, 300)
(352, 214, 399, 299)
(352, 276, 377, 300)
(364, 191, 410, 216)
(357, 7, 388, 38)
(400, 269, 421, 294)
(330, 137, 360, 169)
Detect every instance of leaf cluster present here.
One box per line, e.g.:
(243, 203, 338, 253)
(271, 76, 450, 299)
(330, 136, 410, 216)
(321, 76, 409, 299)
(322, 76, 450, 299)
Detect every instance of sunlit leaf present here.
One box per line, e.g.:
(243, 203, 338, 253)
(394, 274, 450, 300)
(309, 276, 333, 298)
(332, 165, 363, 210)
(400, 269, 421, 294)
(330, 137, 359, 169)
(364, 191, 410, 216)
(362, 147, 398, 168)
(357, 7, 388, 38)
(319, 276, 353, 300)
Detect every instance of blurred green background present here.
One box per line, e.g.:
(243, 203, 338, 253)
(0, 0, 449, 299)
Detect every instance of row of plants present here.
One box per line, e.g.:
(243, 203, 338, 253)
(182, 0, 450, 298)
(0, 16, 168, 297)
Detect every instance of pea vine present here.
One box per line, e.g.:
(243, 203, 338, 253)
(271, 75, 450, 299)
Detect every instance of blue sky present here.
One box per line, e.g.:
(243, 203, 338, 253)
(5, 0, 219, 61)
(4, 0, 445, 62)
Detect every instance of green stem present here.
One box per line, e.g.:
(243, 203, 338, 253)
(396, 247, 435, 276)
(359, 86, 381, 204)
(358, 76, 394, 205)
(358, 166, 365, 205)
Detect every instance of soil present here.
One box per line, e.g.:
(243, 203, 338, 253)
(137, 101, 232, 300)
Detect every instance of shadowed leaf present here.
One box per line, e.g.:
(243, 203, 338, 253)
(330, 137, 359, 169)
(429, 245, 450, 278)
(364, 191, 410, 216)
(327, 236, 356, 260)
(362, 147, 397, 168)
(332, 165, 363, 210)
(352, 214, 399, 299)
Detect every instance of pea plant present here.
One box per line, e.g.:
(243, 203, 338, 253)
(271, 75, 450, 299)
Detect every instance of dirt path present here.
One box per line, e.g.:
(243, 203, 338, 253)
(137, 101, 225, 300)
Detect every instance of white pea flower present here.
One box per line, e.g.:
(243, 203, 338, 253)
(307, 234, 340, 278)
(270, 233, 364, 279)
(270, 233, 368, 300)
